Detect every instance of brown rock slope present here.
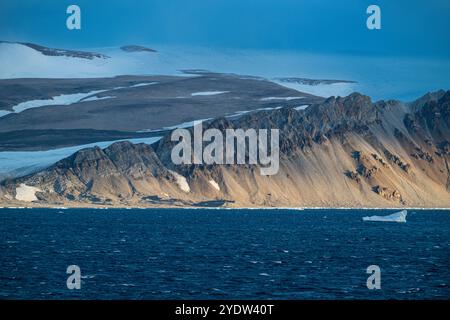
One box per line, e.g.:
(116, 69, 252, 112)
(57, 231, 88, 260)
(1, 91, 449, 208)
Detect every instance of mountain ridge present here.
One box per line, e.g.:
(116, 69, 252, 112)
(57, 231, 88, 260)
(0, 41, 109, 59)
(1, 90, 449, 208)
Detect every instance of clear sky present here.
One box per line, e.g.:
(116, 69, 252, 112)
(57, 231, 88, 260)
(1, 0, 449, 58)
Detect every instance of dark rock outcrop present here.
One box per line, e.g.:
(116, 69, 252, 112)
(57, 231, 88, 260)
(120, 45, 157, 53)
(0, 41, 109, 59)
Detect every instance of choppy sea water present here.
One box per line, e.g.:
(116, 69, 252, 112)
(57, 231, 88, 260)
(0, 208, 448, 299)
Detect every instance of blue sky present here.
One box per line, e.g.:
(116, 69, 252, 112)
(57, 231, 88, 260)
(1, 0, 449, 57)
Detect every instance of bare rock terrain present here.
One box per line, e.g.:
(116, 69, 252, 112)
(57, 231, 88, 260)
(1, 91, 449, 208)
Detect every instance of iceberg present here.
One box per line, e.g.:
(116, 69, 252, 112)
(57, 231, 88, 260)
(362, 210, 407, 223)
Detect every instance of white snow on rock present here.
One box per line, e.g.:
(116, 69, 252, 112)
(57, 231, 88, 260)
(170, 171, 190, 192)
(274, 81, 355, 98)
(0, 90, 108, 118)
(130, 82, 157, 87)
(363, 210, 407, 223)
(0, 82, 159, 117)
(294, 105, 309, 111)
(191, 91, 229, 96)
(162, 118, 213, 130)
(226, 106, 283, 119)
(259, 96, 304, 101)
(0, 110, 12, 117)
(80, 95, 116, 102)
(15, 184, 41, 202)
(0, 43, 109, 79)
(209, 179, 220, 191)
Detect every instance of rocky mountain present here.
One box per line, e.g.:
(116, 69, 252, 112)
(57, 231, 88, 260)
(120, 45, 157, 53)
(1, 91, 449, 208)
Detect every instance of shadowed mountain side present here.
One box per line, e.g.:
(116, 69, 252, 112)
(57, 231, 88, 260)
(0, 129, 164, 151)
(1, 91, 449, 208)
(0, 75, 176, 111)
(0, 74, 321, 135)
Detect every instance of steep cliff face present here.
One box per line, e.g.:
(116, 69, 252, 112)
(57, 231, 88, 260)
(0, 142, 195, 206)
(1, 91, 449, 208)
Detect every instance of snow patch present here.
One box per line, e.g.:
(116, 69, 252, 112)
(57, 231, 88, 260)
(162, 118, 213, 130)
(0, 90, 107, 118)
(81, 95, 116, 102)
(363, 210, 407, 222)
(0, 82, 157, 117)
(15, 184, 41, 202)
(0, 110, 12, 117)
(170, 171, 190, 192)
(274, 81, 355, 98)
(227, 106, 283, 119)
(137, 118, 214, 133)
(130, 82, 157, 87)
(191, 91, 229, 96)
(209, 179, 220, 191)
(294, 105, 309, 111)
(259, 96, 304, 101)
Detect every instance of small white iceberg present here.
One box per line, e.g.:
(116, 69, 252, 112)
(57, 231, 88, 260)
(363, 210, 407, 223)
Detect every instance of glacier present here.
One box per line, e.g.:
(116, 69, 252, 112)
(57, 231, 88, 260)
(3, 42, 449, 100)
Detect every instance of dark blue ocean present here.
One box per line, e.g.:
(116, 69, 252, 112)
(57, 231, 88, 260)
(0, 208, 449, 299)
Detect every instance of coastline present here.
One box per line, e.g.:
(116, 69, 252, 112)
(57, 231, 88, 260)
(1, 202, 449, 211)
